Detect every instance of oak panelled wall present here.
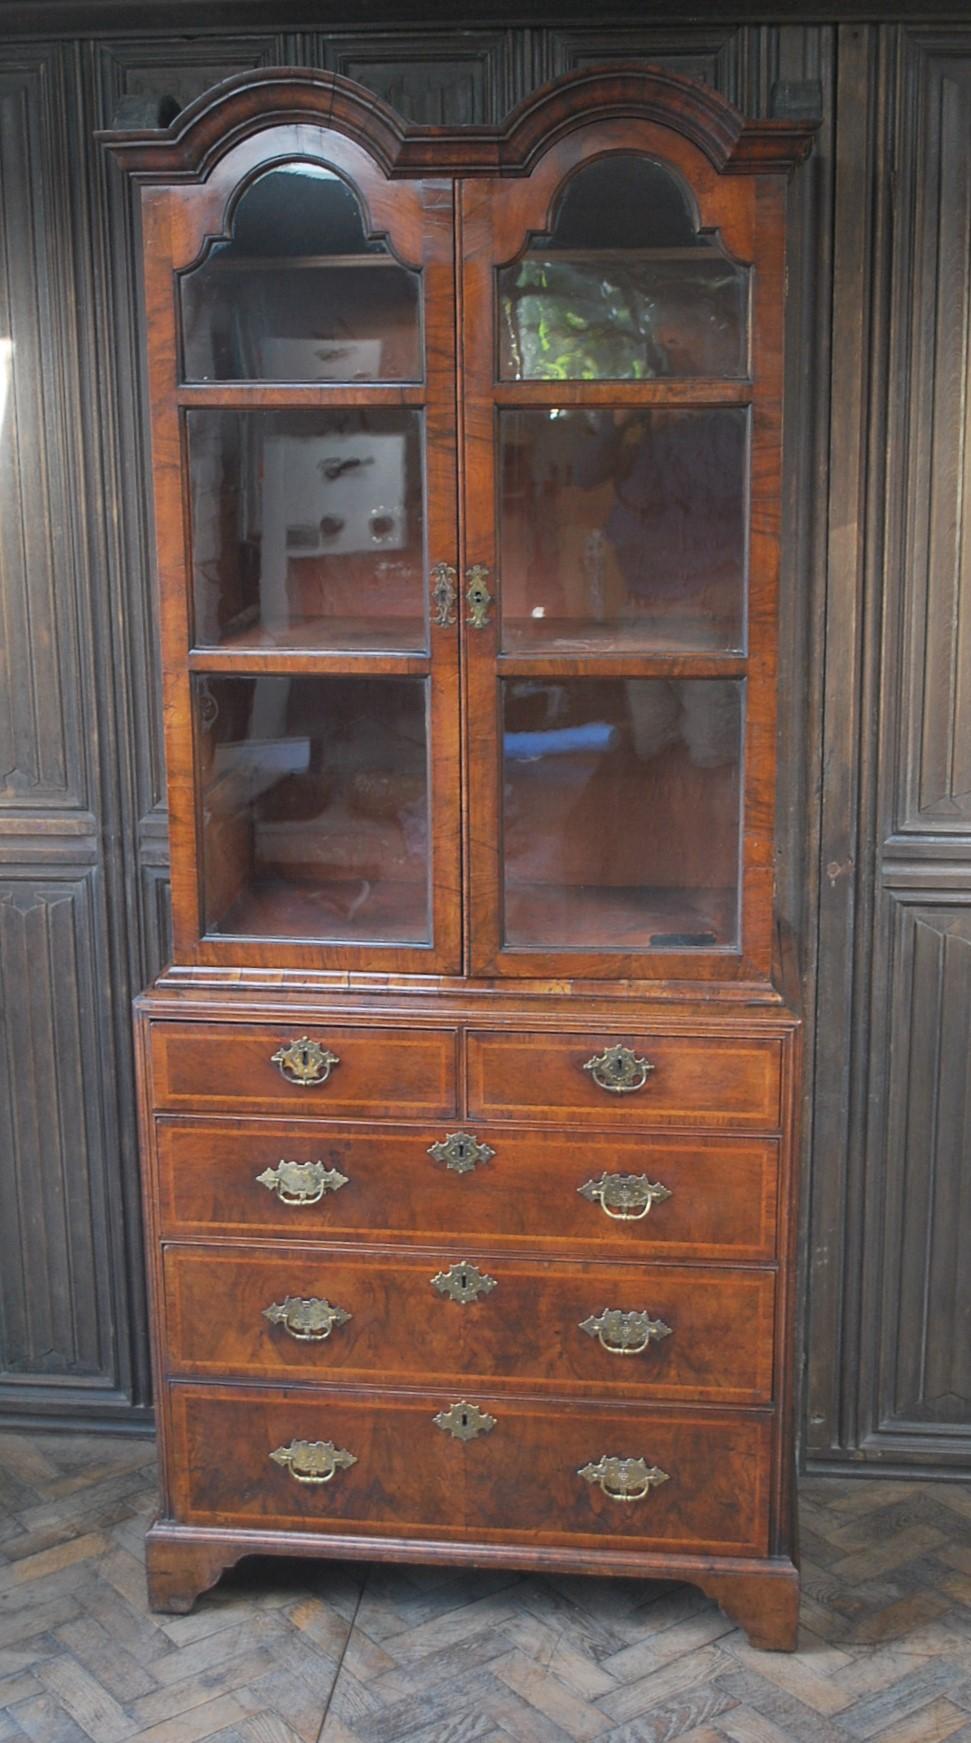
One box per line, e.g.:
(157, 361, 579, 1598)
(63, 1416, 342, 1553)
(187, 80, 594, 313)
(0, 10, 968, 1475)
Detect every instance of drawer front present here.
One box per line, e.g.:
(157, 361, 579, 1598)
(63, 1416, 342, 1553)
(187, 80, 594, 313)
(155, 1119, 780, 1262)
(168, 1382, 772, 1556)
(162, 1244, 776, 1405)
(468, 1030, 784, 1131)
(149, 1022, 457, 1119)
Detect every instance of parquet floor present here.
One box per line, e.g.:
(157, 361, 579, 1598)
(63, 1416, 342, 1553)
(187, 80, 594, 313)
(2, 1433, 971, 1743)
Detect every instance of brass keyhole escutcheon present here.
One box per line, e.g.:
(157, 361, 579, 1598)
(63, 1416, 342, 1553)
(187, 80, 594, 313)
(431, 1261, 498, 1304)
(427, 1131, 495, 1175)
(433, 1401, 497, 1441)
(465, 564, 493, 629)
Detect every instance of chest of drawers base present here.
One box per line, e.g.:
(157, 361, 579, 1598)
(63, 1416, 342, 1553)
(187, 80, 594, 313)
(135, 992, 801, 1651)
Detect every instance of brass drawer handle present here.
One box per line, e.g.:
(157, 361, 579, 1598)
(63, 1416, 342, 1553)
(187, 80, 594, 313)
(465, 563, 493, 629)
(269, 1439, 357, 1485)
(579, 1309, 672, 1356)
(263, 1296, 352, 1342)
(433, 1401, 496, 1441)
(431, 562, 458, 627)
(428, 1131, 495, 1174)
(431, 1261, 497, 1304)
(271, 1036, 340, 1086)
(579, 1456, 670, 1504)
(578, 1172, 671, 1221)
(583, 1044, 654, 1094)
(256, 1160, 349, 1205)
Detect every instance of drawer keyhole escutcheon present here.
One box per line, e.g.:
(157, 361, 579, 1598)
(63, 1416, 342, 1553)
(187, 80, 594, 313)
(579, 1456, 670, 1503)
(578, 1173, 671, 1221)
(427, 1131, 495, 1174)
(263, 1296, 352, 1342)
(580, 1309, 672, 1355)
(271, 1037, 340, 1086)
(433, 1401, 497, 1441)
(269, 1440, 357, 1485)
(431, 1261, 498, 1304)
(256, 1160, 348, 1205)
(583, 1044, 654, 1094)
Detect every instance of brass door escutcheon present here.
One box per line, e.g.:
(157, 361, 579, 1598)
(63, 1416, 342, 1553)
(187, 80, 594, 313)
(271, 1036, 340, 1085)
(269, 1439, 357, 1484)
(583, 1044, 654, 1094)
(427, 1131, 496, 1175)
(433, 1400, 496, 1441)
(579, 1455, 670, 1503)
(431, 562, 458, 627)
(256, 1160, 349, 1205)
(263, 1296, 352, 1342)
(578, 1173, 671, 1221)
(431, 1261, 498, 1304)
(465, 564, 493, 629)
(579, 1308, 672, 1355)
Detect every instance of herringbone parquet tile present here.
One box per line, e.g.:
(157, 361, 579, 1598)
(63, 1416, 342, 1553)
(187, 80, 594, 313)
(2, 1433, 971, 1743)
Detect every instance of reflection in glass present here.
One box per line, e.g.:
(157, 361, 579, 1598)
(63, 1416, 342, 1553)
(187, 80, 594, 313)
(501, 678, 741, 951)
(500, 408, 747, 654)
(499, 155, 747, 380)
(188, 409, 425, 651)
(197, 675, 430, 944)
(181, 164, 421, 382)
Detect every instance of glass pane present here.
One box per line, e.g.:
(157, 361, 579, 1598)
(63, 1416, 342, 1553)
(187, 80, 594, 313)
(196, 674, 430, 945)
(499, 155, 747, 380)
(500, 408, 747, 655)
(188, 409, 426, 651)
(501, 677, 741, 951)
(181, 164, 421, 382)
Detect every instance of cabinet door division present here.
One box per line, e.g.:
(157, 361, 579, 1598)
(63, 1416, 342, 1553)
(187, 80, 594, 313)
(106, 64, 814, 1651)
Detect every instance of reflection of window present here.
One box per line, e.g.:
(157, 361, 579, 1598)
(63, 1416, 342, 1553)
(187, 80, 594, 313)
(180, 163, 421, 382)
(499, 155, 748, 381)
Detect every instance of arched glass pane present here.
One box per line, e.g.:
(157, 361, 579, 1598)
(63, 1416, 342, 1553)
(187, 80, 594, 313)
(180, 164, 421, 382)
(499, 155, 748, 381)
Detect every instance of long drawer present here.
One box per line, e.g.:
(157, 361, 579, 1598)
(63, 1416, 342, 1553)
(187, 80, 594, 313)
(162, 1243, 776, 1405)
(148, 1022, 458, 1120)
(467, 1030, 784, 1131)
(167, 1382, 772, 1557)
(155, 1119, 781, 1262)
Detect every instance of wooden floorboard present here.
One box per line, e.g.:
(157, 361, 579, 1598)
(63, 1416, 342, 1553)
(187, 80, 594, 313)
(1, 1434, 971, 1742)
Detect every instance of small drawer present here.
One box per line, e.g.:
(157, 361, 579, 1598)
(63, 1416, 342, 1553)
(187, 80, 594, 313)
(154, 1119, 780, 1262)
(148, 1022, 457, 1120)
(468, 1030, 784, 1131)
(168, 1382, 772, 1557)
(162, 1243, 777, 1405)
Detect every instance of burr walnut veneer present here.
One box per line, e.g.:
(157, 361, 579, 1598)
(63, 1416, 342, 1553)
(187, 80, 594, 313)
(108, 63, 814, 1649)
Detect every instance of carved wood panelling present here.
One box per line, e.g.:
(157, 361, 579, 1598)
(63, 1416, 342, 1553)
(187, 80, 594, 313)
(0, 56, 85, 811)
(322, 31, 522, 123)
(894, 37, 971, 836)
(548, 26, 746, 103)
(806, 25, 971, 1475)
(877, 899, 971, 1451)
(0, 874, 114, 1387)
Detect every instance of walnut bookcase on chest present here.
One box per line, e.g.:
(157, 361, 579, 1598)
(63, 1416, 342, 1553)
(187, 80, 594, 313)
(105, 65, 814, 1650)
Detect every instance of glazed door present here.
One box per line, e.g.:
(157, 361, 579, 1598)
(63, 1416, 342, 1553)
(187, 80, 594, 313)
(461, 127, 783, 981)
(143, 130, 461, 971)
